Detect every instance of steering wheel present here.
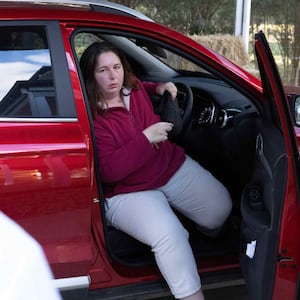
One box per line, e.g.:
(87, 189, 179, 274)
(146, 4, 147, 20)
(150, 81, 193, 140)
(174, 82, 193, 129)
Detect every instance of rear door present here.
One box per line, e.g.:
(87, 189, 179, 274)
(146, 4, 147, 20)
(0, 21, 95, 287)
(240, 31, 300, 300)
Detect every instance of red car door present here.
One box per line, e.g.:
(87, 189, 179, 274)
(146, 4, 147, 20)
(0, 21, 96, 290)
(240, 31, 300, 300)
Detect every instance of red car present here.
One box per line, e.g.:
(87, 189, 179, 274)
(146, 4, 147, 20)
(0, 1, 299, 299)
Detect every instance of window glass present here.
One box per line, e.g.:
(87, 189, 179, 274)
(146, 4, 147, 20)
(74, 32, 102, 59)
(74, 32, 211, 76)
(0, 27, 56, 118)
(151, 47, 206, 73)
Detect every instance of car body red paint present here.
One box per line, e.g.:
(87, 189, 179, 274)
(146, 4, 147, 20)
(0, 1, 299, 299)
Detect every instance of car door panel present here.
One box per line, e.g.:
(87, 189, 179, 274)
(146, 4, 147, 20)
(240, 120, 287, 300)
(0, 21, 95, 279)
(240, 31, 300, 300)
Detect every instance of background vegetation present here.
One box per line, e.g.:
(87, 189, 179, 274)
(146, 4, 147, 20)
(111, 0, 300, 86)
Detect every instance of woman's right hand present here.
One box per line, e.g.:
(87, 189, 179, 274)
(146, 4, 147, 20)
(143, 122, 174, 145)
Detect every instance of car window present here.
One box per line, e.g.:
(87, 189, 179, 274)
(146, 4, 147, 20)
(133, 40, 207, 73)
(0, 27, 56, 118)
(73, 32, 210, 75)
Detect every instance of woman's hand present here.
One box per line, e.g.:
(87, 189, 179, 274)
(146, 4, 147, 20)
(143, 122, 174, 145)
(156, 82, 177, 100)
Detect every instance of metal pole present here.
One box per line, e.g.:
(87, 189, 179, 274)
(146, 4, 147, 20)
(235, 0, 251, 52)
(242, 0, 251, 52)
(235, 0, 243, 36)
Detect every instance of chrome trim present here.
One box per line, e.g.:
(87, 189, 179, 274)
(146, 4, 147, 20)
(215, 108, 241, 128)
(11, 0, 153, 21)
(53, 275, 90, 291)
(210, 102, 216, 125)
(215, 109, 227, 128)
(0, 117, 78, 123)
(198, 102, 215, 125)
(227, 108, 242, 113)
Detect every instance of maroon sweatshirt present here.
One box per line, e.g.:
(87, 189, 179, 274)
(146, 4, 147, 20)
(94, 80, 185, 198)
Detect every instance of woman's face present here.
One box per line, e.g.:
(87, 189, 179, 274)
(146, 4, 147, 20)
(94, 51, 124, 101)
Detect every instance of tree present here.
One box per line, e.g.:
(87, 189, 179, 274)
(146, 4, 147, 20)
(251, 0, 300, 85)
(113, 0, 299, 85)
(112, 0, 234, 35)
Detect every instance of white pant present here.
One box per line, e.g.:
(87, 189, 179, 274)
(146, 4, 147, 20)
(105, 156, 232, 299)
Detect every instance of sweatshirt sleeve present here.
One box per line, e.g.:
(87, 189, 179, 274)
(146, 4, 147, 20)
(142, 81, 161, 95)
(94, 120, 157, 183)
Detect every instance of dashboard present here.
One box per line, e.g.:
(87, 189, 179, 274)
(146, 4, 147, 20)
(172, 76, 259, 130)
(170, 76, 260, 191)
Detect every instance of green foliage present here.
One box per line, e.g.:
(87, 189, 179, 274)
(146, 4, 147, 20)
(112, 0, 234, 35)
(112, 0, 299, 85)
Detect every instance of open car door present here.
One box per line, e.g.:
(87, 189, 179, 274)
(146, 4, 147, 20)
(240, 31, 300, 300)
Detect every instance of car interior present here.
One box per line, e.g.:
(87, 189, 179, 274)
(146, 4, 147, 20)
(73, 30, 267, 269)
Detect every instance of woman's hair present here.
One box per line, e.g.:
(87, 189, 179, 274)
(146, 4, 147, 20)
(80, 41, 138, 118)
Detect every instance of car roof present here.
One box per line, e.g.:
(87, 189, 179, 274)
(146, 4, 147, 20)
(0, 0, 153, 21)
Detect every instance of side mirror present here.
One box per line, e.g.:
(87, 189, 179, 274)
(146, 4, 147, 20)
(295, 95, 300, 126)
(288, 94, 300, 126)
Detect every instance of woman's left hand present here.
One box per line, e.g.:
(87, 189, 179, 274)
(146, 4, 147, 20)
(156, 82, 177, 100)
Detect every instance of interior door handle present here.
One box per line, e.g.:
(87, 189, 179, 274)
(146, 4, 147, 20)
(256, 133, 273, 179)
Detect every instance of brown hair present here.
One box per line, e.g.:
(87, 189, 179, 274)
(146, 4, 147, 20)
(80, 41, 138, 118)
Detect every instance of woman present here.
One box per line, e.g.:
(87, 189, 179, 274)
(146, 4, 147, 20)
(80, 41, 232, 300)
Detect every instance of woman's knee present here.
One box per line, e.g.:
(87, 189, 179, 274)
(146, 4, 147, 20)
(151, 218, 189, 251)
(205, 195, 232, 230)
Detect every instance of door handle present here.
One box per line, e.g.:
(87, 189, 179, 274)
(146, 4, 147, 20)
(256, 133, 273, 179)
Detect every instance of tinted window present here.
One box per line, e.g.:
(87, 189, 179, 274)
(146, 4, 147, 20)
(0, 27, 56, 118)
